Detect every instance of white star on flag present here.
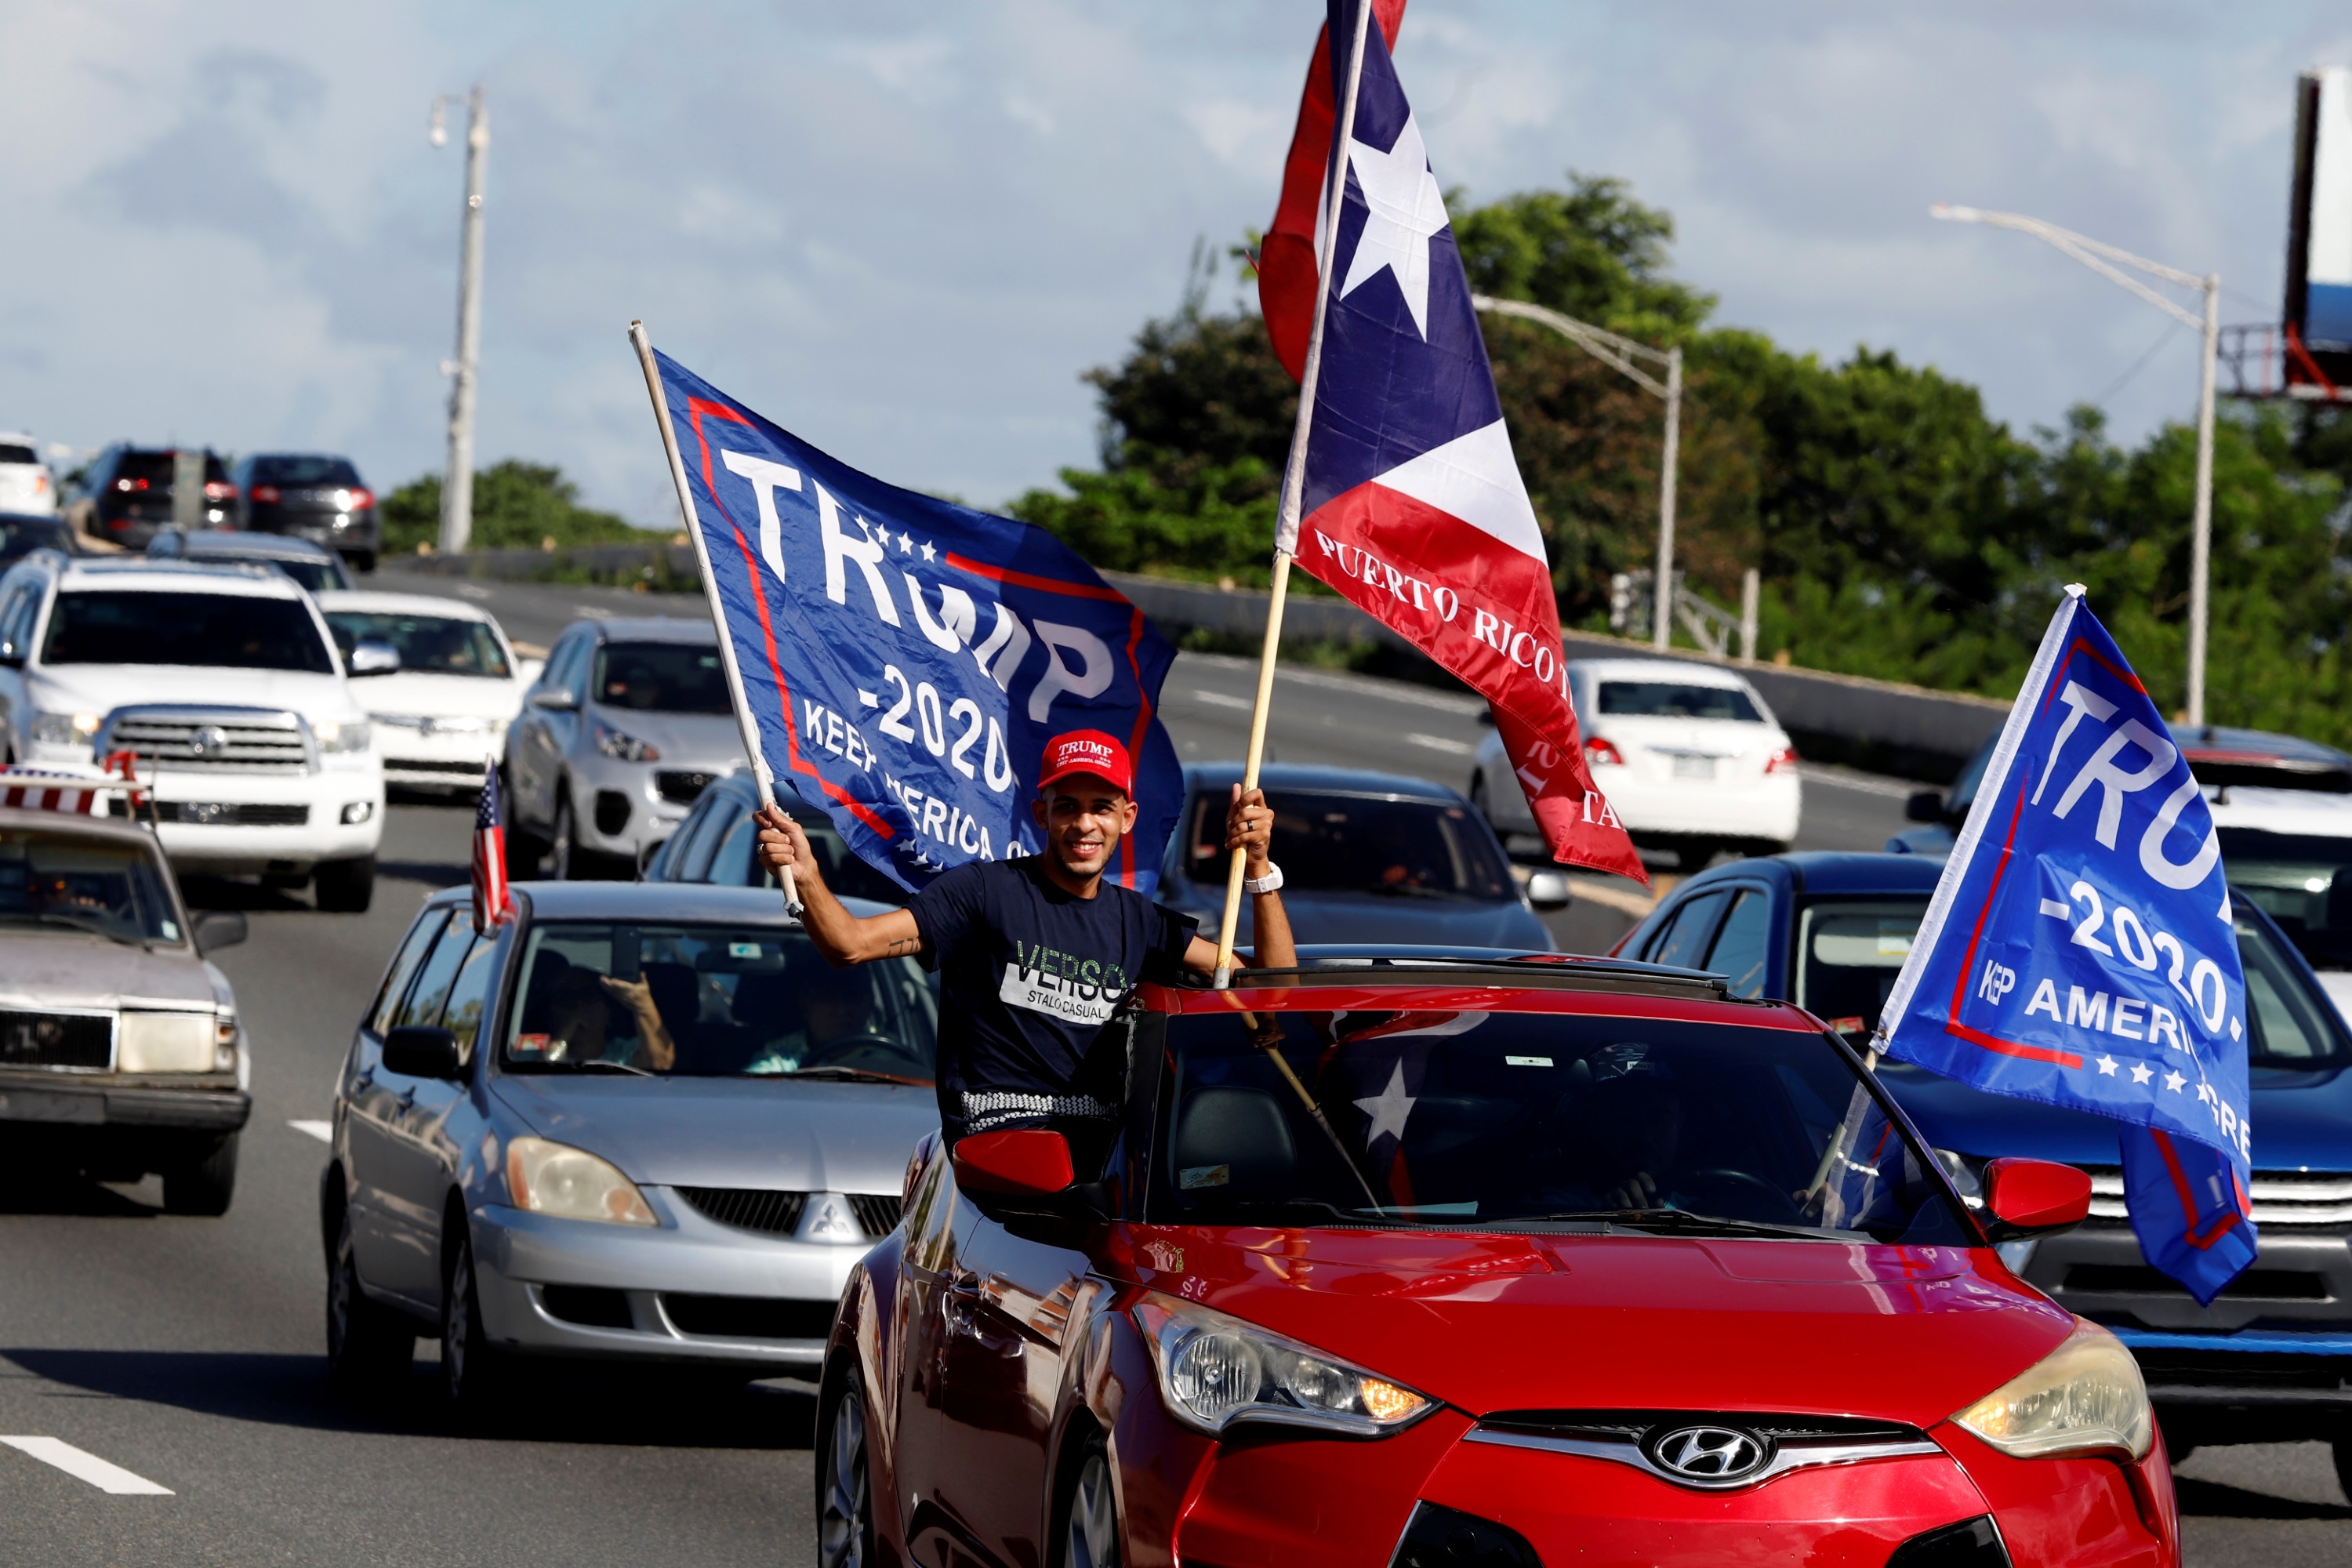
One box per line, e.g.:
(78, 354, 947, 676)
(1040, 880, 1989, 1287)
(1352, 1060, 1417, 1147)
(897, 532, 914, 554)
(1339, 112, 1450, 339)
(2096, 1055, 2118, 1076)
(2164, 1070, 2186, 1093)
(2129, 1062, 2154, 1085)
(921, 540, 937, 563)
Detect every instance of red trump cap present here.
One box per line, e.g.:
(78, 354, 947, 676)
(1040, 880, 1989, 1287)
(1039, 730, 1134, 796)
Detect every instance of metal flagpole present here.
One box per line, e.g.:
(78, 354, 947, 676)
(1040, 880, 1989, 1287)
(1212, 0, 1375, 988)
(626, 320, 803, 918)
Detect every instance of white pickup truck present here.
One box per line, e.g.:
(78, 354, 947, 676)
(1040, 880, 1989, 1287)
(0, 554, 387, 909)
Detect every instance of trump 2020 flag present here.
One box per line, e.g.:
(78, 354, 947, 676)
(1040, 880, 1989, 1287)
(1876, 586, 2255, 1304)
(1276, 0, 1645, 884)
(648, 352, 1183, 896)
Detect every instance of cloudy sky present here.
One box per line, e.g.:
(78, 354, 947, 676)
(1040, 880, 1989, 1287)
(4, 2, 2349, 529)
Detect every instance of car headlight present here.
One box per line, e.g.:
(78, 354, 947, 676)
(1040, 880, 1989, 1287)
(593, 720, 660, 762)
(1131, 1294, 1432, 1437)
(504, 1135, 657, 1226)
(312, 719, 372, 754)
(1952, 1319, 2152, 1460)
(31, 710, 100, 747)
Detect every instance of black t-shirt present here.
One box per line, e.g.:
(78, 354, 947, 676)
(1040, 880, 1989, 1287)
(909, 857, 1196, 1133)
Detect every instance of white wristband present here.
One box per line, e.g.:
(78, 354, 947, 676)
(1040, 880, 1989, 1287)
(1242, 864, 1284, 895)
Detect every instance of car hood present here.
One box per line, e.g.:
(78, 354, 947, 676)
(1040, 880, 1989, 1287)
(1168, 888, 1550, 952)
(1884, 1058, 2352, 1174)
(1104, 1225, 2070, 1427)
(489, 1072, 936, 1192)
(0, 930, 220, 1012)
(32, 665, 361, 723)
(358, 671, 522, 721)
(581, 706, 745, 768)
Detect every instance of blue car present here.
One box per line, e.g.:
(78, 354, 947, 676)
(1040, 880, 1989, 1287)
(1155, 764, 1563, 952)
(1617, 851, 2352, 1472)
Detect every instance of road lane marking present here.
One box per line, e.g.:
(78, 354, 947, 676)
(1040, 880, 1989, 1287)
(1187, 689, 1255, 712)
(0, 1437, 173, 1495)
(288, 1120, 332, 1142)
(1795, 763, 1918, 800)
(1405, 733, 1472, 756)
(455, 584, 492, 601)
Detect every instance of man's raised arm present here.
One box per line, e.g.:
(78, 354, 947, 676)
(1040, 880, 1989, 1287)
(1183, 783, 1297, 975)
(752, 808, 925, 965)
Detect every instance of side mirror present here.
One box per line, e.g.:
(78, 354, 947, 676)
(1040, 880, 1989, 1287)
(1981, 1157, 2091, 1240)
(381, 1025, 465, 1080)
(0, 645, 21, 670)
(346, 640, 400, 677)
(1524, 869, 1571, 911)
(1904, 789, 1946, 824)
(191, 909, 247, 956)
(531, 687, 578, 712)
(952, 1129, 1075, 1196)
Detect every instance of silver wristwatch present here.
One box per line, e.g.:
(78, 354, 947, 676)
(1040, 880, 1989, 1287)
(1242, 863, 1284, 895)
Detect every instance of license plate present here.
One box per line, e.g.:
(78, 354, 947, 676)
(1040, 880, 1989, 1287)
(1671, 754, 1715, 779)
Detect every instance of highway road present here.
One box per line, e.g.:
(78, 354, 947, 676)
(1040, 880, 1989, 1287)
(0, 571, 2342, 1566)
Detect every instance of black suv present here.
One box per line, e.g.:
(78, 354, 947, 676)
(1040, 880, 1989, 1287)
(66, 446, 234, 548)
(230, 453, 380, 572)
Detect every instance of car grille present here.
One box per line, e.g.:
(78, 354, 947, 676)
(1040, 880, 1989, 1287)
(144, 801, 310, 827)
(660, 1294, 836, 1341)
(105, 707, 308, 773)
(385, 758, 488, 775)
(674, 1186, 808, 1236)
(655, 771, 717, 805)
(848, 1193, 903, 1235)
(2084, 1165, 2352, 1226)
(0, 1009, 114, 1071)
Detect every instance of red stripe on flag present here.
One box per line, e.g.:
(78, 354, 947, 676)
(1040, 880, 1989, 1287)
(945, 554, 1129, 602)
(2151, 1128, 2247, 1250)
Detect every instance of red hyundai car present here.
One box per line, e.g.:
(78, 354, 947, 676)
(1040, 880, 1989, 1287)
(815, 957, 2177, 1568)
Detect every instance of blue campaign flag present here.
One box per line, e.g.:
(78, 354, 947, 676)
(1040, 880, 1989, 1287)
(648, 350, 1183, 897)
(1876, 586, 2255, 1305)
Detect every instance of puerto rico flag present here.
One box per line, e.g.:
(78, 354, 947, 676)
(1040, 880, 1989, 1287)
(473, 761, 511, 931)
(1275, 1, 1645, 883)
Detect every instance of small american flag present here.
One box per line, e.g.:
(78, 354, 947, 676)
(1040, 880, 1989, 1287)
(472, 762, 511, 931)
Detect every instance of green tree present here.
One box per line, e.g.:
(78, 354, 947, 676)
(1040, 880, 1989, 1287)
(379, 460, 651, 557)
(1454, 172, 1715, 343)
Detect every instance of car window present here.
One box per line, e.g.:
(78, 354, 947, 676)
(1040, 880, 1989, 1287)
(2238, 904, 2352, 1066)
(439, 935, 502, 1065)
(548, 633, 590, 702)
(324, 611, 510, 678)
(258, 557, 348, 593)
(1649, 891, 1730, 969)
(1151, 1007, 1972, 1243)
(395, 924, 477, 1031)
(0, 584, 33, 657)
(369, 909, 452, 1036)
(1598, 682, 1764, 722)
(651, 792, 724, 880)
(2216, 829, 2352, 971)
(704, 808, 763, 887)
(0, 826, 184, 945)
(0, 519, 67, 567)
(1794, 898, 1926, 1037)
(0, 445, 37, 466)
(502, 921, 937, 1080)
(593, 642, 731, 715)
(1704, 887, 1771, 999)
(42, 590, 336, 673)
(252, 456, 361, 486)
(1187, 789, 1513, 900)
(677, 796, 735, 882)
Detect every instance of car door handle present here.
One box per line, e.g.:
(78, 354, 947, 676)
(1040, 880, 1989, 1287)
(943, 1275, 1022, 1357)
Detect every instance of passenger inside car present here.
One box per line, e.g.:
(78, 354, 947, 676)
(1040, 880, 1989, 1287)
(524, 964, 680, 1070)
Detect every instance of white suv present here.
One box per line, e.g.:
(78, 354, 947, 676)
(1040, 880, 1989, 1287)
(0, 431, 57, 515)
(0, 555, 387, 909)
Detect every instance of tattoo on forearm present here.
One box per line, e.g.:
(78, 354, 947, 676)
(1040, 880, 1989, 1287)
(884, 935, 922, 956)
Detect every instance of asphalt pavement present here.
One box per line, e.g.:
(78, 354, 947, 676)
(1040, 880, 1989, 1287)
(0, 569, 2340, 1565)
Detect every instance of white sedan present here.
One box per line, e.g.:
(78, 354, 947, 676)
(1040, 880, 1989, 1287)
(315, 591, 539, 794)
(1471, 657, 1800, 866)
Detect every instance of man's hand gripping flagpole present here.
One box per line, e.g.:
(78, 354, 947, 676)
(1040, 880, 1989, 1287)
(626, 318, 804, 920)
(1210, 0, 1375, 989)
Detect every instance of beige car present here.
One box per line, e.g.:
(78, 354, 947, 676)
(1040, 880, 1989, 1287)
(0, 801, 252, 1212)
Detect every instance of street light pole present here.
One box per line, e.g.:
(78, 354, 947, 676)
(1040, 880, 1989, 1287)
(1930, 203, 2218, 725)
(434, 87, 489, 555)
(1468, 295, 1686, 650)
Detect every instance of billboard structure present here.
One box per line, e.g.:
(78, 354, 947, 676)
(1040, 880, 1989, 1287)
(2281, 67, 2352, 395)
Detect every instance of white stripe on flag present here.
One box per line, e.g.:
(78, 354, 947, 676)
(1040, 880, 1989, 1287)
(0, 1436, 174, 1495)
(1369, 419, 1548, 563)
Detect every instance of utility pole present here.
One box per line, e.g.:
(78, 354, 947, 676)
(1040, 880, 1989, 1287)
(434, 87, 488, 554)
(1652, 345, 1683, 652)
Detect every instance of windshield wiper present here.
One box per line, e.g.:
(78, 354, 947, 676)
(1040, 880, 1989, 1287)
(0, 911, 142, 947)
(1364, 883, 1454, 900)
(775, 1065, 931, 1086)
(1513, 1208, 1840, 1241)
(1196, 1196, 1417, 1225)
(566, 1058, 654, 1076)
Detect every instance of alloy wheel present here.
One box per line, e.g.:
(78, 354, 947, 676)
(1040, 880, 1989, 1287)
(441, 1237, 474, 1403)
(818, 1381, 873, 1568)
(1063, 1450, 1120, 1568)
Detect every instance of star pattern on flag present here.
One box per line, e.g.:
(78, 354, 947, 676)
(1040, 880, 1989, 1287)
(2129, 1062, 2154, 1085)
(2096, 1055, 2118, 1076)
(1352, 1060, 1417, 1147)
(1339, 111, 1449, 339)
(921, 540, 937, 562)
(2163, 1070, 2186, 1094)
(897, 531, 914, 554)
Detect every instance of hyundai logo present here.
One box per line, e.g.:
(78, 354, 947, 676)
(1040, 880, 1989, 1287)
(187, 725, 230, 757)
(1649, 1425, 1769, 1483)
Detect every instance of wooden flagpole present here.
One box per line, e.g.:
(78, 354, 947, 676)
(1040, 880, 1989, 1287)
(626, 319, 802, 918)
(1211, 0, 1376, 988)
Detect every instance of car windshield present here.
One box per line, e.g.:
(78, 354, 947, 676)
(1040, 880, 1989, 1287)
(1597, 681, 1764, 722)
(2216, 829, 2352, 970)
(0, 517, 68, 561)
(1186, 789, 1513, 899)
(209, 555, 344, 593)
(42, 590, 336, 673)
(117, 452, 228, 487)
(1149, 1006, 1970, 1243)
(502, 921, 938, 1080)
(252, 456, 360, 486)
(594, 642, 731, 713)
(324, 611, 509, 678)
(0, 445, 38, 466)
(0, 828, 183, 945)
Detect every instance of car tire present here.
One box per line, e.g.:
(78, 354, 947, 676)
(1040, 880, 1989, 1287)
(504, 767, 550, 872)
(815, 1367, 877, 1568)
(551, 792, 583, 881)
(441, 1227, 507, 1417)
(161, 1133, 238, 1216)
(314, 855, 376, 913)
(326, 1208, 415, 1397)
(351, 550, 377, 574)
(1054, 1432, 1122, 1568)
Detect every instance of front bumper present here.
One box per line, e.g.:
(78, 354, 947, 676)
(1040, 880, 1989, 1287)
(0, 1072, 249, 1133)
(374, 723, 505, 790)
(565, 750, 724, 859)
(131, 768, 385, 873)
(252, 509, 380, 552)
(468, 1189, 869, 1370)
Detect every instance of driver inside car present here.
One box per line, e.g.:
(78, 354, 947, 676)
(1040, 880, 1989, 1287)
(745, 965, 876, 1076)
(1559, 1051, 1684, 1213)
(537, 966, 681, 1071)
